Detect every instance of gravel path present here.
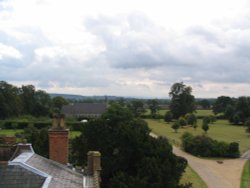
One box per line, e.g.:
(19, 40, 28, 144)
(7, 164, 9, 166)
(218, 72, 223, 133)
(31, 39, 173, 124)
(149, 133, 248, 188)
(173, 146, 247, 188)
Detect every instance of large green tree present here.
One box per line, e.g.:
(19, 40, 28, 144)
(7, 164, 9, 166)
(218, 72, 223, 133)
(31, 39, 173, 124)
(0, 81, 22, 119)
(71, 104, 189, 188)
(147, 99, 159, 118)
(127, 100, 145, 117)
(169, 82, 195, 119)
(212, 96, 233, 115)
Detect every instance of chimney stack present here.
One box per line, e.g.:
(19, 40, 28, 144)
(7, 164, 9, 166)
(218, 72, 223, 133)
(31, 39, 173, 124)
(87, 151, 101, 188)
(48, 114, 69, 164)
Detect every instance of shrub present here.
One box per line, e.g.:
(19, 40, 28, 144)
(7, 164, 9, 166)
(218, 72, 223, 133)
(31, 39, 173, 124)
(181, 133, 240, 158)
(179, 117, 187, 127)
(33, 122, 50, 129)
(164, 111, 173, 123)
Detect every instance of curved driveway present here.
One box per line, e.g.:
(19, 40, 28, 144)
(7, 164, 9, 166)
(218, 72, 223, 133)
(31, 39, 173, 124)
(173, 146, 247, 188)
(150, 132, 248, 188)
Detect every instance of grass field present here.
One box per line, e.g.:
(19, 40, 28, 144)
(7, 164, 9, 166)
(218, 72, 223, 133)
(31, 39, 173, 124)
(241, 160, 250, 188)
(0, 129, 23, 136)
(146, 119, 250, 153)
(180, 165, 208, 188)
(145, 109, 215, 117)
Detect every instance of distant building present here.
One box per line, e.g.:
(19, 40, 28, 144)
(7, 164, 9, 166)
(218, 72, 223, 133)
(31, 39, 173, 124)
(0, 115, 101, 188)
(62, 103, 107, 118)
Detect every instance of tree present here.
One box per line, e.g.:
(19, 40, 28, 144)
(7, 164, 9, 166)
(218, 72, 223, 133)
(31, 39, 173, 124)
(0, 81, 21, 119)
(185, 113, 197, 127)
(20, 85, 36, 115)
(52, 96, 68, 113)
(33, 90, 52, 116)
(199, 99, 211, 109)
(71, 104, 189, 188)
(171, 121, 180, 133)
(178, 117, 187, 127)
(128, 100, 145, 117)
(169, 82, 195, 119)
(245, 119, 250, 134)
(212, 96, 233, 115)
(22, 125, 49, 157)
(164, 111, 173, 123)
(147, 99, 159, 118)
(202, 120, 209, 133)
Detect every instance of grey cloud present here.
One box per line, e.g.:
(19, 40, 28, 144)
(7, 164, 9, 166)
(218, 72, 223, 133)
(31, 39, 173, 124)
(85, 13, 185, 69)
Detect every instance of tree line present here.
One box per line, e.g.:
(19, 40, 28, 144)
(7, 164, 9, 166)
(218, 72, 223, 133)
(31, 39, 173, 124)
(0, 81, 68, 119)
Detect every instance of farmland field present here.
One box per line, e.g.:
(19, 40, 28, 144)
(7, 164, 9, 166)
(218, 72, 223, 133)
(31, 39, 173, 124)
(146, 119, 250, 153)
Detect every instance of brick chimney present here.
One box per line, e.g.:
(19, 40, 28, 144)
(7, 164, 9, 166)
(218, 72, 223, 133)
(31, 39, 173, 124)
(87, 151, 101, 188)
(48, 114, 69, 164)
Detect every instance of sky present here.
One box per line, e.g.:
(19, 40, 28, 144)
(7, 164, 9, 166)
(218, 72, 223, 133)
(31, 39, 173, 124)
(1, 0, 250, 98)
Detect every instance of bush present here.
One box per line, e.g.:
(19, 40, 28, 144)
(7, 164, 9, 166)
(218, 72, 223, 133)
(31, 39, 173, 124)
(227, 142, 240, 158)
(164, 111, 173, 123)
(181, 133, 240, 158)
(33, 122, 50, 129)
(16, 121, 29, 129)
(179, 117, 187, 127)
(3, 121, 13, 129)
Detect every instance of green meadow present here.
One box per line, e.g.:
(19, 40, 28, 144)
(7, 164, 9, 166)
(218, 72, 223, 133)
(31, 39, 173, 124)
(146, 119, 250, 154)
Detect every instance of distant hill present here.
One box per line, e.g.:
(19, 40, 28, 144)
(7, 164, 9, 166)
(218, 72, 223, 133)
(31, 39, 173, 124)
(49, 93, 136, 101)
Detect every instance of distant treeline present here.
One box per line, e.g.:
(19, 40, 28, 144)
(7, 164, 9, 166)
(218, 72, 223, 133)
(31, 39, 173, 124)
(0, 81, 68, 119)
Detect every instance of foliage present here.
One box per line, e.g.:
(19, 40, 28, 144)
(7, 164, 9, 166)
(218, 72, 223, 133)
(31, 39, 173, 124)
(52, 96, 69, 113)
(181, 132, 240, 158)
(198, 99, 211, 109)
(185, 113, 197, 126)
(245, 120, 250, 133)
(169, 82, 195, 119)
(127, 100, 145, 117)
(164, 111, 173, 123)
(214, 96, 250, 125)
(0, 81, 69, 119)
(202, 121, 209, 133)
(22, 125, 49, 157)
(179, 117, 187, 127)
(0, 81, 22, 119)
(147, 99, 159, 118)
(213, 96, 234, 114)
(71, 104, 189, 188)
(172, 121, 180, 133)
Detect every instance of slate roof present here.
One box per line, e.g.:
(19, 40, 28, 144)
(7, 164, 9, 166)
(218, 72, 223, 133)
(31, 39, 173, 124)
(0, 144, 94, 188)
(62, 103, 107, 116)
(0, 165, 46, 188)
(26, 154, 85, 188)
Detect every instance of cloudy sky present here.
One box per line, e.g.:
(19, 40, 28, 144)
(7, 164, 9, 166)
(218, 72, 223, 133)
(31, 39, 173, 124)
(1, 0, 250, 98)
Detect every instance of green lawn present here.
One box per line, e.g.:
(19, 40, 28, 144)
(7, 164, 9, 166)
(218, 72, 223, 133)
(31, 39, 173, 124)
(194, 110, 214, 116)
(69, 131, 81, 138)
(180, 165, 208, 188)
(146, 119, 250, 153)
(241, 160, 250, 188)
(145, 109, 215, 117)
(0, 129, 23, 136)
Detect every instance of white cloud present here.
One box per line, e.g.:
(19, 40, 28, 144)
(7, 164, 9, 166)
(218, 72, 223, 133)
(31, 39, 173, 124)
(0, 43, 22, 60)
